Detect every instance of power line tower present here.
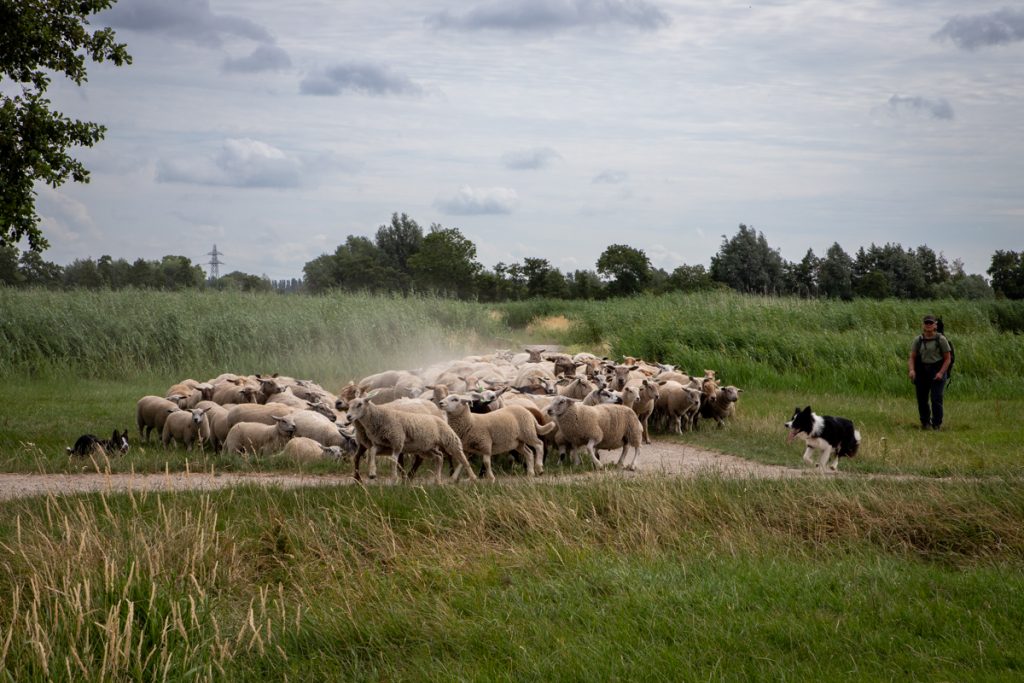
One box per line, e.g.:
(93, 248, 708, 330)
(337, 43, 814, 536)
(206, 244, 224, 280)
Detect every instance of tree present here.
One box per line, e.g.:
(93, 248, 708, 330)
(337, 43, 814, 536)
(1, 0, 131, 252)
(664, 264, 716, 293)
(521, 257, 568, 298)
(216, 271, 271, 292)
(408, 225, 481, 298)
(988, 250, 1024, 299)
(709, 224, 786, 294)
(566, 269, 604, 299)
(817, 243, 854, 300)
(787, 248, 819, 298)
(596, 244, 651, 297)
(374, 212, 423, 293)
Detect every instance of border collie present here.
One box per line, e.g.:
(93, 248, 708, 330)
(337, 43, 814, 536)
(67, 429, 130, 457)
(785, 406, 860, 472)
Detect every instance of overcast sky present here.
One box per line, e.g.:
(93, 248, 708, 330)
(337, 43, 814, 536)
(25, 0, 1024, 279)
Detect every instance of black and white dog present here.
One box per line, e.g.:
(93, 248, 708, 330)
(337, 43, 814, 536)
(66, 429, 131, 457)
(785, 406, 860, 472)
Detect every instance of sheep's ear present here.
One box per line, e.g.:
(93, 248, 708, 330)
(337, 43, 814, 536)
(494, 385, 509, 397)
(736, 388, 743, 393)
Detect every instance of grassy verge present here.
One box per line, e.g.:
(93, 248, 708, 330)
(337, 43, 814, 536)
(1, 478, 1022, 680)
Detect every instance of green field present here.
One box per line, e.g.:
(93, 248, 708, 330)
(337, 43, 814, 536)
(2, 288, 1023, 679)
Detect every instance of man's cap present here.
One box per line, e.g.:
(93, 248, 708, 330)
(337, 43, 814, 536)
(923, 314, 936, 323)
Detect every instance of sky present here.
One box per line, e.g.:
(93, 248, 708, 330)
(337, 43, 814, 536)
(22, 0, 1024, 280)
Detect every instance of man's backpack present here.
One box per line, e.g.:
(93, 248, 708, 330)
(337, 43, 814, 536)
(916, 318, 955, 381)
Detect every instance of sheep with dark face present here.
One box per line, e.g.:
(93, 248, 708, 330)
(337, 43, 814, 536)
(544, 395, 643, 470)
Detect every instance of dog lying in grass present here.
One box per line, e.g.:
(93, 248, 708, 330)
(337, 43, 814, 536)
(66, 429, 130, 457)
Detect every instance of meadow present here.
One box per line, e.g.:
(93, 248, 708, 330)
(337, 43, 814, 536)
(2, 287, 1023, 680)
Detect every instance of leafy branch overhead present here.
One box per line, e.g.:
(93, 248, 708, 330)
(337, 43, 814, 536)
(0, 0, 131, 252)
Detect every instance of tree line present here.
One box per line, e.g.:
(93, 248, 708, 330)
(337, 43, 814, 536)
(3, 216, 1021, 300)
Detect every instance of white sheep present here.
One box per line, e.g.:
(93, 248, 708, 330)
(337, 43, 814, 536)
(652, 380, 701, 434)
(222, 415, 297, 456)
(136, 395, 183, 443)
(226, 403, 298, 430)
(699, 384, 743, 427)
(212, 383, 258, 405)
(439, 394, 556, 480)
(282, 436, 353, 463)
(289, 409, 349, 447)
(161, 407, 212, 451)
(344, 397, 476, 484)
(544, 395, 643, 470)
(195, 401, 230, 451)
(623, 378, 660, 444)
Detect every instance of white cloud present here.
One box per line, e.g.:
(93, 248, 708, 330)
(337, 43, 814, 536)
(502, 147, 562, 170)
(299, 63, 423, 96)
(103, 0, 273, 47)
(888, 95, 955, 121)
(157, 138, 303, 188)
(428, 0, 671, 33)
(434, 186, 519, 215)
(933, 8, 1024, 51)
(224, 45, 293, 73)
(593, 169, 629, 184)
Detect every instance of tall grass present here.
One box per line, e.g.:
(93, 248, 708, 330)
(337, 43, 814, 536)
(2, 478, 1023, 680)
(0, 288, 511, 384)
(512, 292, 1024, 398)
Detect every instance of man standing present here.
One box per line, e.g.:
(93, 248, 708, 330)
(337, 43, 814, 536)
(908, 314, 952, 430)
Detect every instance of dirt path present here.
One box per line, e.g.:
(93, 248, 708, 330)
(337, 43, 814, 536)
(0, 441, 828, 502)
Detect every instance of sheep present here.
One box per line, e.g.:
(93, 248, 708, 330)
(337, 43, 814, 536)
(653, 380, 702, 434)
(195, 401, 230, 451)
(165, 380, 214, 408)
(439, 394, 556, 480)
(222, 415, 297, 456)
(582, 386, 623, 406)
(212, 383, 258, 406)
(557, 376, 595, 400)
(623, 378, 660, 444)
(699, 385, 743, 427)
(512, 364, 558, 395)
(136, 395, 183, 443)
(543, 395, 643, 470)
(344, 397, 476, 484)
(282, 435, 356, 463)
(260, 386, 311, 409)
(161, 407, 212, 451)
(289, 409, 350, 447)
(226, 403, 298, 430)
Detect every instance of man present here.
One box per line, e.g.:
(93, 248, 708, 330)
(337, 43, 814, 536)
(908, 314, 952, 430)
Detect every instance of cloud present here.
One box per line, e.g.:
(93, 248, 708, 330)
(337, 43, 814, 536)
(103, 0, 273, 48)
(299, 63, 423, 96)
(223, 45, 293, 73)
(434, 186, 519, 215)
(592, 169, 628, 184)
(36, 187, 99, 245)
(933, 8, 1024, 50)
(888, 95, 955, 121)
(157, 138, 303, 188)
(501, 147, 562, 170)
(427, 0, 671, 33)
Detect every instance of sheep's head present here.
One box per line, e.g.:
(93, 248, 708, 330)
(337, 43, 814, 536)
(526, 347, 546, 363)
(239, 387, 259, 403)
(596, 388, 622, 404)
(308, 400, 336, 420)
(344, 398, 369, 424)
(720, 386, 742, 403)
(440, 395, 470, 414)
(272, 415, 297, 436)
(189, 407, 209, 426)
(545, 395, 576, 419)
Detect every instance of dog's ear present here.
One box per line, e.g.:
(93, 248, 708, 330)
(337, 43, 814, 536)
(801, 406, 812, 416)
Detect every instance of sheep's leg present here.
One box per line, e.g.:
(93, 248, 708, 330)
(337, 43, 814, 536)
(515, 445, 536, 476)
(352, 443, 366, 481)
(620, 442, 641, 470)
(641, 416, 651, 444)
(481, 452, 496, 481)
(449, 447, 477, 482)
(433, 451, 444, 485)
(586, 440, 603, 470)
(368, 445, 379, 480)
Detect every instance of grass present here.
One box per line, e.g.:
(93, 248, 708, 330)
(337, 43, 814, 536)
(3, 288, 1024, 678)
(1, 478, 1023, 680)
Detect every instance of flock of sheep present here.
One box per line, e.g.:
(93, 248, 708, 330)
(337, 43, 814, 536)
(133, 348, 743, 483)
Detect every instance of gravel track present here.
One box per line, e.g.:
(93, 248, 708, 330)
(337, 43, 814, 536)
(0, 440, 864, 502)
